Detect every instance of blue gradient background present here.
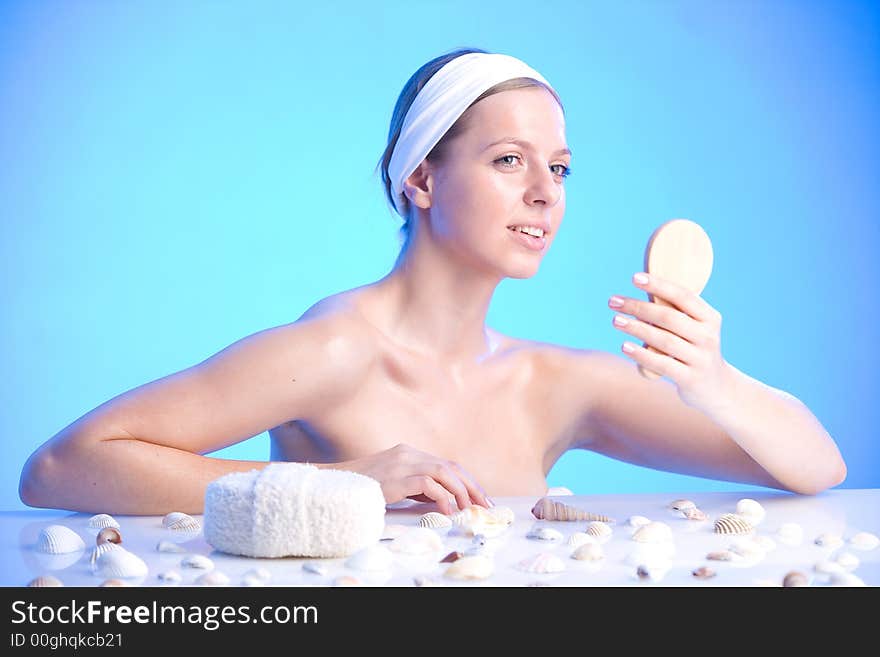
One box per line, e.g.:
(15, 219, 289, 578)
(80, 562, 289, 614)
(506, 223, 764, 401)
(2, 0, 877, 511)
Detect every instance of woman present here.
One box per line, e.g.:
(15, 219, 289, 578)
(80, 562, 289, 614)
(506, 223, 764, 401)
(19, 48, 846, 516)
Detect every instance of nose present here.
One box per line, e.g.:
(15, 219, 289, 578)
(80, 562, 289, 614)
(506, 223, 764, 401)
(523, 165, 562, 208)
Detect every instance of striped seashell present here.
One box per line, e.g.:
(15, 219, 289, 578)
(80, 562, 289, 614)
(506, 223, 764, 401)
(162, 512, 201, 532)
(28, 575, 64, 587)
(332, 575, 363, 586)
(302, 562, 327, 576)
(99, 579, 131, 587)
(775, 522, 803, 545)
(735, 498, 765, 526)
(96, 527, 122, 546)
(570, 542, 604, 562)
(90, 542, 123, 571)
(88, 514, 120, 530)
(516, 552, 566, 574)
(95, 547, 148, 579)
(814, 533, 844, 549)
(713, 513, 754, 535)
(566, 532, 596, 549)
(37, 525, 86, 554)
(625, 515, 652, 529)
(833, 552, 859, 572)
(419, 512, 453, 529)
(531, 497, 614, 522)
(692, 566, 716, 579)
(389, 527, 444, 555)
(848, 531, 879, 551)
(345, 545, 393, 572)
(157, 570, 182, 583)
(783, 571, 809, 587)
(444, 554, 493, 580)
(586, 521, 613, 541)
(631, 521, 673, 544)
(196, 570, 230, 586)
(380, 524, 410, 541)
(180, 554, 214, 570)
(526, 526, 564, 542)
(828, 572, 866, 587)
(156, 540, 187, 553)
(488, 506, 515, 525)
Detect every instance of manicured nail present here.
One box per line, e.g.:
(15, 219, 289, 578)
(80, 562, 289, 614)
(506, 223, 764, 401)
(622, 342, 635, 353)
(613, 315, 629, 327)
(609, 295, 624, 308)
(633, 272, 649, 285)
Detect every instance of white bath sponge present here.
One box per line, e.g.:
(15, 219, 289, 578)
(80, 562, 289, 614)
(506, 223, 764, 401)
(204, 463, 385, 558)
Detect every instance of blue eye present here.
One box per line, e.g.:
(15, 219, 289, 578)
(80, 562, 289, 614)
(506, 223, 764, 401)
(495, 155, 571, 179)
(551, 164, 572, 178)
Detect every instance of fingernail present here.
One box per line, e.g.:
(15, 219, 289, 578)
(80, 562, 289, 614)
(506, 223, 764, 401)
(486, 497, 495, 508)
(609, 295, 624, 308)
(613, 315, 629, 327)
(633, 272, 649, 285)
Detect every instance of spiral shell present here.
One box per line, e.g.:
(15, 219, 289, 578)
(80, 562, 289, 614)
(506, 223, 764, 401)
(516, 552, 566, 574)
(735, 498, 765, 526)
(88, 514, 120, 530)
(586, 521, 613, 542)
(180, 554, 214, 570)
(443, 554, 493, 580)
(37, 525, 86, 554)
(571, 542, 604, 562)
(419, 512, 453, 529)
(96, 527, 122, 546)
(631, 521, 673, 544)
(848, 531, 879, 551)
(713, 513, 754, 535)
(162, 512, 201, 532)
(531, 497, 614, 522)
(28, 575, 64, 587)
(95, 547, 148, 579)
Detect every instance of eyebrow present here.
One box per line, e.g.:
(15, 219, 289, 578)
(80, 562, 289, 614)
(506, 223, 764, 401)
(483, 137, 572, 158)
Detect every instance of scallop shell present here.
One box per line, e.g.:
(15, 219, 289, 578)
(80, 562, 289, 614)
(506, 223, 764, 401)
(828, 572, 866, 587)
(833, 552, 860, 571)
(814, 533, 844, 549)
(631, 521, 673, 544)
(162, 512, 201, 532)
(526, 526, 564, 542)
(419, 512, 453, 529)
(585, 521, 613, 542)
(625, 515, 652, 529)
(692, 566, 716, 579)
(302, 562, 327, 576)
(37, 525, 86, 554)
(443, 554, 493, 580)
(389, 527, 444, 555)
(516, 552, 566, 574)
(848, 531, 879, 551)
(96, 527, 122, 546)
(345, 545, 393, 572)
(196, 570, 230, 586)
(180, 554, 214, 570)
(90, 542, 123, 571)
(570, 542, 604, 562)
(566, 532, 596, 549)
(156, 540, 187, 553)
(531, 497, 614, 522)
(783, 571, 809, 587)
(775, 522, 804, 545)
(95, 547, 148, 579)
(157, 570, 182, 583)
(88, 514, 120, 530)
(28, 575, 64, 587)
(713, 513, 754, 535)
(734, 498, 765, 526)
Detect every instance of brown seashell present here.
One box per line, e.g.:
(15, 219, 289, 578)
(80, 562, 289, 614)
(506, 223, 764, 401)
(783, 571, 809, 587)
(96, 527, 122, 546)
(440, 550, 463, 563)
(531, 497, 614, 522)
(692, 566, 716, 579)
(713, 513, 754, 535)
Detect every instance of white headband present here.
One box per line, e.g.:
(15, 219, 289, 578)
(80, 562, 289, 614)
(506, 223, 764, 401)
(388, 52, 553, 217)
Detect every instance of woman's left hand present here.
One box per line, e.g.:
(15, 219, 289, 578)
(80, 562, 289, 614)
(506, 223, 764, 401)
(608, 272, 734, 414)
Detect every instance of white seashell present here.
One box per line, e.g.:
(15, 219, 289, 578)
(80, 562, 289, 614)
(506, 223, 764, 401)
(302, 562, 327, 576)
(37, 525, 86, 554)
(625, 515, 652, 529)
(631, 521, 673, 544)
(531, 497, 614, 522)
(443, 554, 493, 580)
(345, 545, 393, 572)
(380, 524, 410, 541)
(570, 542, 604, 562)
(848, 531, 879, 551)
(775, 522, 803, 545)
(156, 540, 187, 553)
(28, 575, 64, 587)
(95, 547, 148, 579)
(814, 533, 844, 549)
(418, 512, 453, 529)
(566, 532, 596, 549)
(332, 575, 363, 586)
(451, 505, 508, 537)
(516, 552, 566, 574)
(162, 512, 201, 532)
(667, 499, 696, 516)
(196, 570, 230, 586)
(242, 567, 271, 582)
(585, 521, 613, 542)
(526, 525, 564, 542)
(487, 506, 515, 525)
(389, 528, 444, 555)
(88, 514, 120, 530)
(834, 551, 860, 572)
(90, 542, 123, 571)
(828, 572, 866, 587)
(713, 513, 754, 535)
(813, 560, 845, 581)
(180, 554, 214, 570)
(157, 570, 182, 583)
(735, 498, 765, 526)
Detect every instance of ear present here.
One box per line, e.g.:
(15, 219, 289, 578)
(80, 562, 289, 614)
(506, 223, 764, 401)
(402, 160, 434, 210)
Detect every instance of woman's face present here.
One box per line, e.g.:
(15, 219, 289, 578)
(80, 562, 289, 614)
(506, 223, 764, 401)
(425, 86, 570, 279)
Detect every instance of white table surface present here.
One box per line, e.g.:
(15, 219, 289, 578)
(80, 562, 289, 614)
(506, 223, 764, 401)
(3, 489, 878, 587)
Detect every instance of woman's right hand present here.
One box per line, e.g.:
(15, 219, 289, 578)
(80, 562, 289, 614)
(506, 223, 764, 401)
(332, 443, 492, 515)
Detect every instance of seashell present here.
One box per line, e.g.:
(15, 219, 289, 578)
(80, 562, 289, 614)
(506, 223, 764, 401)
(775, 522, 803, 546)
(516, 552, 566, 574)
(413, 576, 441, 587)
(813, 560, 845, 581)
(302, 562, 327, 576)
(419, 512, 453, 529)
(90, 542, 123, 571)
(28, 575, 64, 587)
(633, 562, 669, 583)
(451, 505, 508, 537)
(566, 532, 596, 549)
(668, 499, 696, 516)
(156, 540, 187, 553)
(735, 498, 765, 526)
(526, 525, 564, 542)
(332, 575, 363, 586)
(488, 506, 515, 525)
(828, 572, 866, 587)
(389, 527, 444, 555)
(242, 567, 271, 582)
(443, 554, 493, 580)
(531, 497, 614, 522)
(157, 570, 182, 583)
(834, 552, 860, 572)
(196, 570, 230, 586)
(546, 486, 574, 496)
(37, 525, 86, 554)
(440, 551, 464, 563)
(95, 547, 148, 579)
(683, 507, 708, 521)
(570, 542, 604, 562)
(88, 514, 120, 530)
(713, 513, 754, 535)
(380, 524, 410, 541)
(96, 527, 122, 546)
(692, 566, 716, 579)
(162, 512, 201, 532)
(345, 545, 393, 572)
(814, 533, 844, 549)
(99, 578, 131, 587)
(625, 515, 652, 529)
(180, 554, 214, 570)
(585, 521, 613, 542)
(631, 521, 673, 544)
(706, 550, 737, 561)
(848, 531, 879, 551)
(783, 571, 809, 587)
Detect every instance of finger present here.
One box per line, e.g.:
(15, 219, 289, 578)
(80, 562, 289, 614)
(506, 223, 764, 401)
(612, 314, 701, 365)
(622, 340, 688, 380)
(446, 461, 491, 508)
(609, 295, 704, 345)
(427, 463, 475, 512)
(632, 272, 717, 323)
(400, 475, 457, 515)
